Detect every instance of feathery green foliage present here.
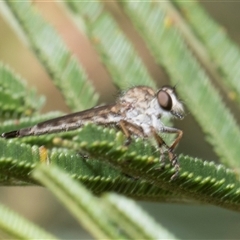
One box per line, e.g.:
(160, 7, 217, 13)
(104, 193, 178, 239)
(32, 164, 127, 239)
(4, 1, 98, 111)
(33, 164, 178, 240)
(173, 0, 240, 104)
(0, 115, 180, 201)
(1, 0, 240, 239)
(0, 122, 188, 202)
(0, 203, 58, 239)
(64, 1, 156, 90)
(3, 121, 240, 210)
(64, 124, 240, 212)
(120, 1, 240, 170)
(0, 64, 44, 118)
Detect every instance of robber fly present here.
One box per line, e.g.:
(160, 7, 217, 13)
(1, 86, 184, 180)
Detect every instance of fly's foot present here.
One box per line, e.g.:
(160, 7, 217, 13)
(159, 152, 166, 169)
(154, 150, 167, 170)
(123, 173, 139, 180)
(156, 147, 180, 180)
(169, 152, 180, 181)
(77, 151, 89, 160)
(124, 137, 132, 146)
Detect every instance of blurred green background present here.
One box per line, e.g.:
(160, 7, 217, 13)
(0, 1, 240, 239)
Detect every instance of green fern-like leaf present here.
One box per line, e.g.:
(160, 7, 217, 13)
(32, 164, 179, 239)
(0, 64, 44, 118)
(1, 1, 240, 238)
(67, 124, 240, 212)
(0, 116, 179, 201)
(3, 1, 98, 111)
(32, 164, 131, 239)
(120, 1, 240, 170)
(103, 193, 178, 239)
(64, 1, 156, 90)
(173, 0, 240, 103)
(0, 203, 58, 239)
(5, 122, 236, 211)
(0, 122, 184, 202)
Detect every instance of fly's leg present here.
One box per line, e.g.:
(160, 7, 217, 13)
(160, 126, 183, 180)
(118, 120, 145, 167)
(119, 120, 131, 146)
(151, 128, 169, 168)
(119, 122, 183, 180)
(119, 120, 144, 146)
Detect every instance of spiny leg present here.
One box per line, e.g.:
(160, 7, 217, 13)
(119, 122, 183, 180)
(119, 120, 144, 146)
(161, 126, 183, 180)
(151, 127, 169, 167)
(118, 120, 145, 179)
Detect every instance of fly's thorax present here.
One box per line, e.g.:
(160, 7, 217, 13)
(119, 86, 155, 107)
(124, 106, 151, 124)
(121, 86, 154, 98)
(120, 88, 154, 118)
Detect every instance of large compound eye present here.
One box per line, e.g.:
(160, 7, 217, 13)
(157, 90, 172, 111)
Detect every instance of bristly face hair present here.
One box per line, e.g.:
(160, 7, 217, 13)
(2, 85, 184, 180)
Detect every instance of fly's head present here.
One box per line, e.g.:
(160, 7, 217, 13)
(156, 86, 184, 119)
